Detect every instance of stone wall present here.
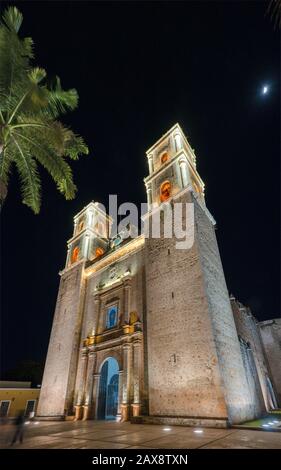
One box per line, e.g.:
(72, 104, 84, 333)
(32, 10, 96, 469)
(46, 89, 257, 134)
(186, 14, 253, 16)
(145, 192, 227, 422)
(192, 195, 256, 423)
(37, 261, 85, 417)
(145, 191, 258, 424)
(259, 319, 281, 406)
(73, 244, 147, 419)
(231, 299, 268, 414)
(82, 247, 145, 341)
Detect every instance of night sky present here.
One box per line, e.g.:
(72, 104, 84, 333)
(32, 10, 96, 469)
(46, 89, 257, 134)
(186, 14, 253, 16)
(1, 1, 280, 376)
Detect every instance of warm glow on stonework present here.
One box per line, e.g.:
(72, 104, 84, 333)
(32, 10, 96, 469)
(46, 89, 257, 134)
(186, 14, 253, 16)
(85, 236, 145, 278)
(71, 246, 80, 263)
(192, 179, 203, 194)
(78, 220, 84, 232)
(95, 246, 105, 258)
(95, 220, 106, 237)
(161, 152, 169, 164)
(160, 180, 171, 202)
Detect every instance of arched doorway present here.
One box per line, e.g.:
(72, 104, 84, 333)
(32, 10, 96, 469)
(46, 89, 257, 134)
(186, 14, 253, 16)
(97, 357, 119, 420)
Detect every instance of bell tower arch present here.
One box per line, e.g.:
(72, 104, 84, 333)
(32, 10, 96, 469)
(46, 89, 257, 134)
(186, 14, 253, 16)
(144, 123, 205, 210)
(66, 202, 113, 267)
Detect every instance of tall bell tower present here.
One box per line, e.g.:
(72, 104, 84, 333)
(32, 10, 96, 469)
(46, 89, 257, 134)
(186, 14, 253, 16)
(144, 124, 257, 425)
(144, 123, 205, 210)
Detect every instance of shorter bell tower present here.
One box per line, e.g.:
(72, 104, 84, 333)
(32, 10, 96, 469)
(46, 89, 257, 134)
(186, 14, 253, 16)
(37, 202, 112, 419)
(66, 202, 112, 267)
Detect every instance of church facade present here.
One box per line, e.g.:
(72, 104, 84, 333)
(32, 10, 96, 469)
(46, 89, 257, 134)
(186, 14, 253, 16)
(37, 124, 280, 427)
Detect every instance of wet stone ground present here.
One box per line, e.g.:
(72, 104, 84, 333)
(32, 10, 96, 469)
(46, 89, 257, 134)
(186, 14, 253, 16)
(1, 420, 281, 449)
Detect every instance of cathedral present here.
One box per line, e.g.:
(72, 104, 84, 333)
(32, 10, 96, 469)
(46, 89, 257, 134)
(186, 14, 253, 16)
(37, 124, 280, 427)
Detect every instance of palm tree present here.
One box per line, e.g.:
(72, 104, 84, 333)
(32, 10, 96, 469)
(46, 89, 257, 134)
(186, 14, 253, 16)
(0, 6, 88, 214)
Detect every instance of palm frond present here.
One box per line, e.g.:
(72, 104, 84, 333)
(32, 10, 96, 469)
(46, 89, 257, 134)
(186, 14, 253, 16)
(0, 7, 33, 96)
(13, 117, 88, 161)
(57, 177, 76, 199)
(2, 6, 23, 33)
(4, 71, 49, 118)
(0, 145, 12, 184)
(64, 133, 89, 160)
(28, 67, 46, 84)
(0, 6, 89, 213)
(13, 129, 77, 199)
(46, 76, 78, 117)
(12, 135, 41, 213)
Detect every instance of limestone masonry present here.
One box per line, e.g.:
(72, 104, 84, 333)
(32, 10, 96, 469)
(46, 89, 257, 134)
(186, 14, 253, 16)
(37, 124, 280, 426)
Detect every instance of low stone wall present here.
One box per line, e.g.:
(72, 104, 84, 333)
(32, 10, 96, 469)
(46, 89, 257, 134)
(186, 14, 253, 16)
(131, 415, 229, 428)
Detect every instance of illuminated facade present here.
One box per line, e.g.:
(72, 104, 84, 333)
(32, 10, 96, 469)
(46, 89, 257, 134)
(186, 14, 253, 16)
(37, 124, 280, 426)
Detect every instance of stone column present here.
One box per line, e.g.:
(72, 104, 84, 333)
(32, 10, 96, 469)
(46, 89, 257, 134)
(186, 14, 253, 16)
(174, 133, 182, 152)
(147, 154, 154, 174)
(74, 349, 88, 420)
(117, 370, 124, 419)
(97, 298, 106, 335)
(94, 294, 101, 334)
(82, 349, 96, 420)
(145, 183, 152, 210)
(131, 339, 142, 417)
(83, 232, 90, 258)
(66, 245, 71, 268)
(179, 159, 189, 188)
(123, 278, 131, 324)
(88, 209, 94, 228)
(92, 373, 101, 419)
(121, 343, 131, 421)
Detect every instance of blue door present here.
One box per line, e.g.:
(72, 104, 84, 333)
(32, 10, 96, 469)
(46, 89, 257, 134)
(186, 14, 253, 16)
(97, 357, 119, 420)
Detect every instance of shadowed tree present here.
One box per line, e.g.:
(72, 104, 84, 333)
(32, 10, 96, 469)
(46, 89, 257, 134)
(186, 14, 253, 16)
(0, 6, 88, 213)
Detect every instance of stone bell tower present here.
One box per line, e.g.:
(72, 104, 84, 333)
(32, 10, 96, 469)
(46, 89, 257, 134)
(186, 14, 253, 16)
(37, 202, 112, 419)
(144, 124, 256, 426)
(144, 123, 205, 209)
(66, 201, 112, 267)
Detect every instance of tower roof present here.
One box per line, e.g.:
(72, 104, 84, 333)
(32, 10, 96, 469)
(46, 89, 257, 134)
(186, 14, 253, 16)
(73, 201, 112, 223)
(146, 123, 186, 154)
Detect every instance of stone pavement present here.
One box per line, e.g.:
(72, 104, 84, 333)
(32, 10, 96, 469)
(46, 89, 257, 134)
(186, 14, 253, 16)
(1, 420, 281, 449)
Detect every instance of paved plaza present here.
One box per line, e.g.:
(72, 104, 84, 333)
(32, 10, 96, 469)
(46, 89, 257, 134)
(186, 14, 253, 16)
(0, 420, 280, 449)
